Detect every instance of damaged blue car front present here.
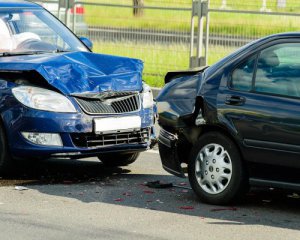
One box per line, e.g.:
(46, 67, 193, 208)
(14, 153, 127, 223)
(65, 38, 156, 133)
(0, 1, 156, 172)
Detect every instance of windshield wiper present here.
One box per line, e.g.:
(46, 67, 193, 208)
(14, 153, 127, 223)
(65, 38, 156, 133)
(0, 49, 71, 57)
(53, 49, 71, 53)
(0, 51, 52, 57)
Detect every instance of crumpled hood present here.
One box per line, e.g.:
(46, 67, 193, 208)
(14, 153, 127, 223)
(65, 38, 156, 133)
(0, 51, 144, 95)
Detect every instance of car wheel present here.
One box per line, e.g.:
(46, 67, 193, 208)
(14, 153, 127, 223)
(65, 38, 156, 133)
(98, 152, 140, 167)
(0, 124, 13, 174)
(188, 132, 248, 205)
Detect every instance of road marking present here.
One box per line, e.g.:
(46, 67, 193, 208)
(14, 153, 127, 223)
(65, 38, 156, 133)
(147, 149, 159, 154)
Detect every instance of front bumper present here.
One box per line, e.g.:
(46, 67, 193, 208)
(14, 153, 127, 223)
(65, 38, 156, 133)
(158, 128, 185, 178)
(2, 102, 156, 159)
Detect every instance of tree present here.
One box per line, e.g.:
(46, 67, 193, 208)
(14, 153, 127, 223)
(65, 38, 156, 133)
(133, 0, 144, 17)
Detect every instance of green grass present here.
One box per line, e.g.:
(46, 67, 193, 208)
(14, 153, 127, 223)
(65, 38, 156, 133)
(86, 0, 300, 87)
(83, 0, 300, 37)
(84, 4, 190, 32)
(94, 41, 235, 87)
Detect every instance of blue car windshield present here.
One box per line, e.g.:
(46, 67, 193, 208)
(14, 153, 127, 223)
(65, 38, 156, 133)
(0, 8, 89, 54)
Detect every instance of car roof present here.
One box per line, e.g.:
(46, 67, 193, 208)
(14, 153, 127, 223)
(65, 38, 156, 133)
(0, 0, 41, 8)
(259, 32, 300, 41)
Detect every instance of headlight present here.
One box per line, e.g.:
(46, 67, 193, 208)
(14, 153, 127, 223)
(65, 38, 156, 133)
(12, 86, 77, 113)
(142, 83, 154, 109)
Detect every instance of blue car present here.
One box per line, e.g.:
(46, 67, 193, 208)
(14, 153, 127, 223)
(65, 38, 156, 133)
(0, 1, 156, 173)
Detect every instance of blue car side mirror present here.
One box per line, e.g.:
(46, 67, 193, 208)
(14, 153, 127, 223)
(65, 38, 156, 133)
(79, 37, 93, 51)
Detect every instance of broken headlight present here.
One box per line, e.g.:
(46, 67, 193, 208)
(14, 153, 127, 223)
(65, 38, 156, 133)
(142, 83, 154, 109)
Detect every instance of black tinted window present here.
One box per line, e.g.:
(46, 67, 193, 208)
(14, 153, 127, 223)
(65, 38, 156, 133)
(255, 43, 300, 98)
(231, 55, 256, 91)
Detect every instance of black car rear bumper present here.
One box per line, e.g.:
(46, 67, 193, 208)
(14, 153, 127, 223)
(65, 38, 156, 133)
(158, 129, 185, 178)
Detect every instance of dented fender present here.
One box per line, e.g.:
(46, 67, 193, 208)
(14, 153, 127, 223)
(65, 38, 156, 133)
(156, 68, 207, 129)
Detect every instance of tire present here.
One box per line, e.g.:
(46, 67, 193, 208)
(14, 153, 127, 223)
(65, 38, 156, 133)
(0, 124, 13, 175)
(98, 152, 140, 167)
(188, 132, 248, 205)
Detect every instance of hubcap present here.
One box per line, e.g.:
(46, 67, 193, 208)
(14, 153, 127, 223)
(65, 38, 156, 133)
(195, 143, 232, 195)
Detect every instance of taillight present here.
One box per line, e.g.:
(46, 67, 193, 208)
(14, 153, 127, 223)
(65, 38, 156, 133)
(71, 5, 85, 15)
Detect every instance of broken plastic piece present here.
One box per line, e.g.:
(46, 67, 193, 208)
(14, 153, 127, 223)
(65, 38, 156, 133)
(145, 180, 192, 190)
(172, 184, 192, 190)
(210, 207, 237, 212)
(143, 190, 155, 194)
(14, 186, 28, 191)
(114, 198, 124, 202)
(63, 180, 73, 184)
(180, 206, 194, 210)
(122, 192, 133, 196)
(145, 181, 173, 189)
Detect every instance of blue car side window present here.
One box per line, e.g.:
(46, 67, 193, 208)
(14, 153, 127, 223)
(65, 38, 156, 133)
(231, 55, 256, 91)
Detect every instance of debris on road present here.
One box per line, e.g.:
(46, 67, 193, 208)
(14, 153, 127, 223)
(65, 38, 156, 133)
(178, 182, 187, 186)
(180, 206, 194, 210)
(143, 190, 155, 194)
(210, 207, 237, 212)
(145, 180, 173, 189)
(114, 198, 124, 202)
(63, 180, 73, 184)
(14, 186, 29, 191)
(145, 180, 192, 190)
(172, 184, 192, 190)
(122, 192, 133, 196)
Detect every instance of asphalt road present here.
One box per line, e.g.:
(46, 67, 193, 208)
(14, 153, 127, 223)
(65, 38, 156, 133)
(0, 149, 300, 240)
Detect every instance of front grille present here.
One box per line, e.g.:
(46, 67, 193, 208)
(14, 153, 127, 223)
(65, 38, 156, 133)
(74, 93, 140, 114)
(71, 128, 150, 148)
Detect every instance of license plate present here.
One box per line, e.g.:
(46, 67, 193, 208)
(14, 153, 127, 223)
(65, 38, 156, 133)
(94, 116, 141, 133)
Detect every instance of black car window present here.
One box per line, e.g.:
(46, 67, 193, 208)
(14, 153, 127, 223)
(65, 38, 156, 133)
(255, 43, 300, 98)
(231, 55, 256, 91)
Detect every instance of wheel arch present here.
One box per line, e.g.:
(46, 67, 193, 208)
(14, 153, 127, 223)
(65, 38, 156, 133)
(197, 124, 246, 165)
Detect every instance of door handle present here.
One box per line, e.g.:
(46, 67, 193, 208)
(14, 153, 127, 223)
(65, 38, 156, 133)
(225, 95, 246, 105)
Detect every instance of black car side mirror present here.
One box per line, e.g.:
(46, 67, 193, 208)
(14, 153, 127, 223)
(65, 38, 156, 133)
(79, 37, 93, 51)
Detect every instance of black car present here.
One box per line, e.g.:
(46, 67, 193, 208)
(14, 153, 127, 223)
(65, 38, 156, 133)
(156, 33, 300, 205)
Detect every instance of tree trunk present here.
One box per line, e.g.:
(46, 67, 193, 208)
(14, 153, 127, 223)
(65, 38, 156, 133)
(133, 0, 144, 17)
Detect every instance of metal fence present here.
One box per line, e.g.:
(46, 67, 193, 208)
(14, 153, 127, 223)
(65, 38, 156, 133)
(32, 0, 300, 86)
(206, 7, 300, 67)
(71, 1, 192, 87)
(189, 0, 300, 68)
